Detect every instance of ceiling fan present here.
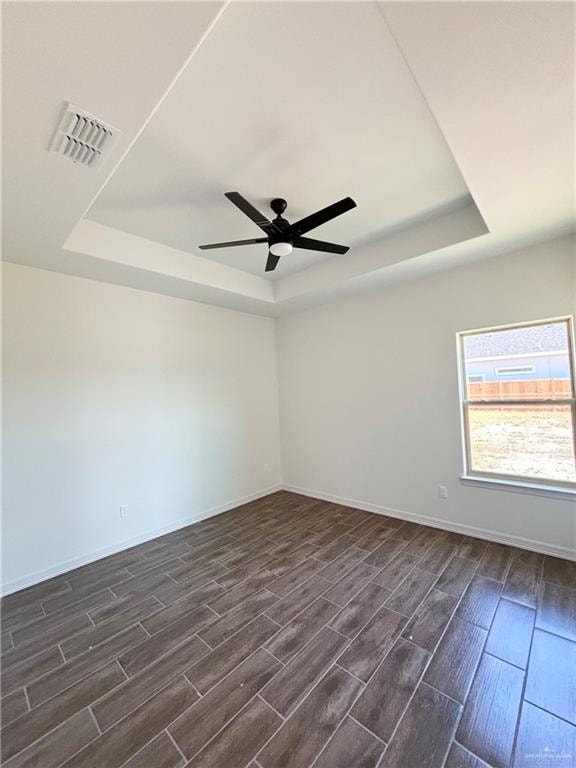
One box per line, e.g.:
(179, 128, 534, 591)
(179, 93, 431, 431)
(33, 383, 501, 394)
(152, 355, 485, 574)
(199, 192, 357, 273)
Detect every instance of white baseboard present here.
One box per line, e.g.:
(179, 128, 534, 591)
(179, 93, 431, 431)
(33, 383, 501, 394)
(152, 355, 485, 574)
(0, 485, 282, 597)
(283, 484, 576, 562)
(4, 480, 574, 597)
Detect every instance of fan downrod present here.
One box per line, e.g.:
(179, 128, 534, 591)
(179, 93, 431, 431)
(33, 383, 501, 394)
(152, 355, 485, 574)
(270, 198, 287, 217)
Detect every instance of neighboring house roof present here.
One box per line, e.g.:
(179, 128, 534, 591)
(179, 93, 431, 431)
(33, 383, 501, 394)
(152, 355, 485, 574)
(465, 323, 568, 359)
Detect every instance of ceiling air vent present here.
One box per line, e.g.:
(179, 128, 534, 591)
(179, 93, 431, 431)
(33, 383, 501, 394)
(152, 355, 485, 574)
(49, 103, 119, 168)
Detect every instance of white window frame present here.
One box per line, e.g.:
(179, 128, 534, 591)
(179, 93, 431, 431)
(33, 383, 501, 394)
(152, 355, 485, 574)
(457, 316, 576, 493)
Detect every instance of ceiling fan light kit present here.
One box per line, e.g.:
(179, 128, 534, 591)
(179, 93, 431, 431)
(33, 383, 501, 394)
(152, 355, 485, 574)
(199, 192, 357, 273)
(269, 241, 292, 257)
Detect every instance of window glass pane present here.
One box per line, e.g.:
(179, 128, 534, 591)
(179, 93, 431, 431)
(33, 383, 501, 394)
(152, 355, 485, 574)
(467, 403, 576, 483)
(463, 321, 573, 401)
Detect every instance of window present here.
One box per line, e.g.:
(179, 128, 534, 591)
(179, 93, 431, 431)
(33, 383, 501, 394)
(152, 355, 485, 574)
(458, 318, 576, 489)
(495, 365, 535, 376)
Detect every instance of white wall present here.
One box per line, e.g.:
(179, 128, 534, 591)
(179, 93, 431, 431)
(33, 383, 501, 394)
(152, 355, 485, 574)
(2, 264, 281, 593)
(277, 235, 576, 558)
(3, 236, 575, 594)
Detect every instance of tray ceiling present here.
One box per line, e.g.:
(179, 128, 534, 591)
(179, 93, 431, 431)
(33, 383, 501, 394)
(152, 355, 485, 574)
(87, 2, 471, 280)
(3, 1, 573, 316)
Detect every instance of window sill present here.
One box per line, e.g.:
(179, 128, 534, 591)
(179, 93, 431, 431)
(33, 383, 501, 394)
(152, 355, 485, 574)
(460, 475, 576, 501)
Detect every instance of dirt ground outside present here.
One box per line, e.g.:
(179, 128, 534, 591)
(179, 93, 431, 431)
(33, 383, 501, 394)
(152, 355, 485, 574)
(468, 406, 576, 483)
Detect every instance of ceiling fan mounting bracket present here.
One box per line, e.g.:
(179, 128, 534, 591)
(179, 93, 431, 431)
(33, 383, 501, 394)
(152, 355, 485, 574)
(270, 198, 288, 217)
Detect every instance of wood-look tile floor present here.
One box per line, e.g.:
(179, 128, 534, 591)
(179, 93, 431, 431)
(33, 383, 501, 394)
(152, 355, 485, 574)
(1, 491, 575, 768)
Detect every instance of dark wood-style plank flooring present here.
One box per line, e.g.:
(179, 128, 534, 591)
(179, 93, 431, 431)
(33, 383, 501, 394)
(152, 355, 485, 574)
(1, 491, 575, 767)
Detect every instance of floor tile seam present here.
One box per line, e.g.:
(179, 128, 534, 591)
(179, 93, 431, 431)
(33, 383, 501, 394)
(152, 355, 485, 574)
(445, 587, 516, 763)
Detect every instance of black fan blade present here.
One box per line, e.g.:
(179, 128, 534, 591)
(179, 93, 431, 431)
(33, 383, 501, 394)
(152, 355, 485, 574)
(199, 238, 268, 250)
(293, 236, 349, 255)
(225, 192, 281, 236)
(286, 197, 356, 237)
(265, 252, 280, 272)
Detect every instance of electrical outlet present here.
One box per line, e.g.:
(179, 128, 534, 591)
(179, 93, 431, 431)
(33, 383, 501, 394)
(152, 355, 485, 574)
(438, 485, 448, 500)
(119, 505, 128, 519)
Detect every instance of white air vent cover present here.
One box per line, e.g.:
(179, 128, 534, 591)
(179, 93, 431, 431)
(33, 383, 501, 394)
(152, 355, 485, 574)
(49, 103, 119, 168)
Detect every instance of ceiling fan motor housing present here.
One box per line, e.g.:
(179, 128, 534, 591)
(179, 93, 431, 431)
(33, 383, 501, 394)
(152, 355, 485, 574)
(270, 199, 291, 244)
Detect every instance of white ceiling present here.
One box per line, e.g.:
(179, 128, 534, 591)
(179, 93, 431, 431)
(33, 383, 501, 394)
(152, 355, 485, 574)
(2, 2, 574, 316)
(87, 1, 470, 279)
(1, 1, 223, 268)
